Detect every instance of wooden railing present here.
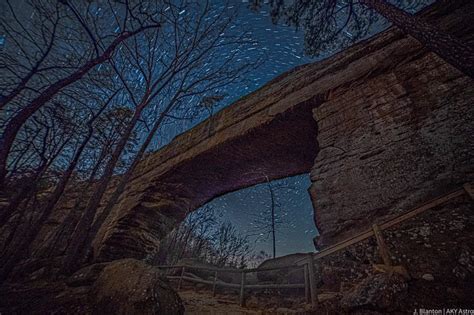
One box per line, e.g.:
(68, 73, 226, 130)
(157, 263, 306, 306)
(157, 183, 473, 308)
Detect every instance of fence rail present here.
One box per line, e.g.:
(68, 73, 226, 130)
(296, 185, 469, 265)
(157, 183, 473, 308)
(157, 263, 303, 273)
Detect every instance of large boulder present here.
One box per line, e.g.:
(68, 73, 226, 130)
(257, 253, 312, 283)
(91, 259, 184, 314)
(66, 262, 109, 287)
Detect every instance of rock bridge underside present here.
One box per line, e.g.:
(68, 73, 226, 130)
(87, 0, 473, 263)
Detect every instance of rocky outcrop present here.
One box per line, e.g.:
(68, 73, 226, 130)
(14, 0, 470, 265)
(94, 99, 319, 261)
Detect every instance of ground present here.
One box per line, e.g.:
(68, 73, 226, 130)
(178, 289, 310, 315)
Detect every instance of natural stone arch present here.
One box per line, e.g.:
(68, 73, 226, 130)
(93, 96, 322, 261)
(91, 0, 474, 262)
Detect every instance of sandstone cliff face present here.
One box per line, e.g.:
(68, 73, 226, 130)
(309, 0, 474, 246)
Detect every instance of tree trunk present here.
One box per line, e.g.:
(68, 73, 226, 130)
(83, 102, 175, 260)
(270, 186, 276, 259)
(0, 105, 110, 279)
(38, 94, 116, 258)
(40, 152, 108, 258)
(0, 26, 159, 190)
(30, 91, 116, 235)
(61, 107, 143, 274)
(0, 127, 71, 228)
(360, 0, 474, 78)
(1, 190, 36, 252)
(0, 167, 45, 227)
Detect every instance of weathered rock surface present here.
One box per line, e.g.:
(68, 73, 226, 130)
(91, 259, 184, 314)
(309, 0, 474, 247)
(66, 262, 109, 287)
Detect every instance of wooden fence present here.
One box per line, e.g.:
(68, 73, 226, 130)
(157, 183, 473, 308)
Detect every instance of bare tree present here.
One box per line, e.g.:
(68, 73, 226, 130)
(0, 89, 125, 281)
(155, 206, 253, 269)
(242, 175, 297, 259)
(0, 0, 163, 188)
(155, 205, 219, 265)
(0, 0, 262, 281)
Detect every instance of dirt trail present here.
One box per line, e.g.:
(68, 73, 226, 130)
(178, 289, 310, 315)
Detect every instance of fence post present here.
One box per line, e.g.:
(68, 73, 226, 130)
(304, 264, 310, 303)
(212, 271, 218, 297)
(239, 271, 246, 307)
(372, 224, 392, 266)
(178, 266, 185, 290)
(307, 254, 318, 308)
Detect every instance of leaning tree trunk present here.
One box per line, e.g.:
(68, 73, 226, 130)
(360, 0, 474, 78)
(0, 26, 159, 190)
(0, 104, 111, 280)
(0, 164, 46, 227)
(82, 99, 178, 263)
(61, 106, 144, 274)
(39, 152, 107, 259)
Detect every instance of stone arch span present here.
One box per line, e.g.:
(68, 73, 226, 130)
(94, 92, 324, 261)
